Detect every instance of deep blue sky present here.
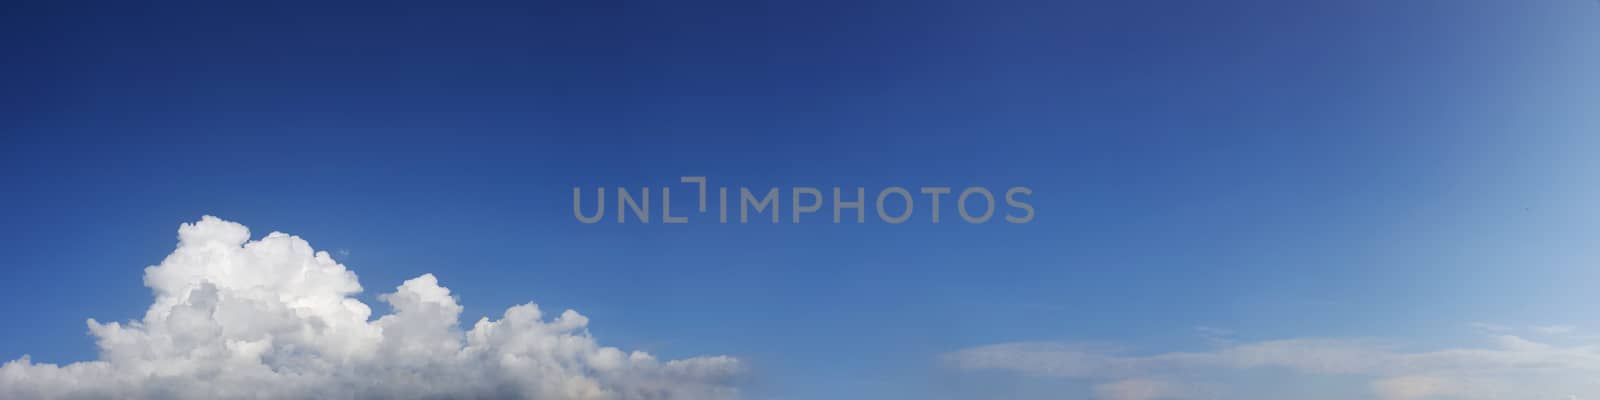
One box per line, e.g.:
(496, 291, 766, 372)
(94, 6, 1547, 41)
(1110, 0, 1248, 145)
(2, 1, 1597, 399)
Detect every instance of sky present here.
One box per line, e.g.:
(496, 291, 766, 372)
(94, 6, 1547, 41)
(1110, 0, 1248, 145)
(1, 1, 1599, 399)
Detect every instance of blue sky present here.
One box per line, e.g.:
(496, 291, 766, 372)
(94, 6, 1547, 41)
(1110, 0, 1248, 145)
(2, 1, 1599, 399)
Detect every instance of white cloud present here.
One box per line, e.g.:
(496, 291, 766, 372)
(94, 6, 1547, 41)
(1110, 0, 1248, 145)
(1470, 322, 1513, 333)
(1532, 325, 1578, 335)
(945, 332, 1600, 399)
(1193, 326, 1236, 346)
(1192, 327, 1233, 338)
(0, 216, 742, 400)
(1093, 378, 1215, 400)
(1369, 375, 1478, 400)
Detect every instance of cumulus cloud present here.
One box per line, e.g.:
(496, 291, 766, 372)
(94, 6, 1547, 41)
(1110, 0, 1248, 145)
(0, 216, 742, 400)
(945, 333, 1600, 400)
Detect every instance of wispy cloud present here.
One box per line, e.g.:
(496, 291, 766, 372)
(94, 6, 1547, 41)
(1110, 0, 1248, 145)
(1093, 378, 1218, 400)
(945, 330, 1600, 399)
(1532, 325, 1579, 335)
(1193, 326, 1236, 346)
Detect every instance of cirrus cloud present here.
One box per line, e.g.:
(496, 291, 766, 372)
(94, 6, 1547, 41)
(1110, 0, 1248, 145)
(945, 331, 1600, 400)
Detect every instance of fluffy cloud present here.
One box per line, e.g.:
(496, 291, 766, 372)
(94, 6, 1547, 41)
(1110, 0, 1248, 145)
(0, 216, 742, 400)
(945, 331, 1600, 400)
